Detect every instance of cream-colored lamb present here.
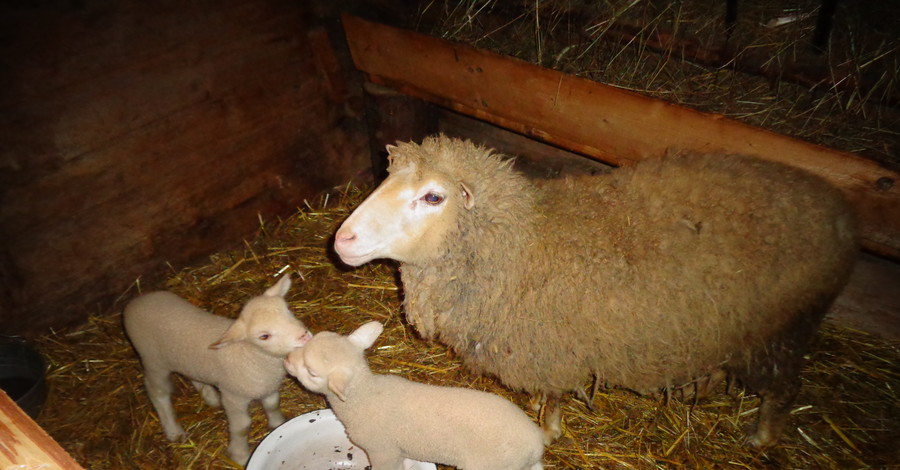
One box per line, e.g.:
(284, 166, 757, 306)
(124, 274, 311, 466)
(284, 321, 544, 470)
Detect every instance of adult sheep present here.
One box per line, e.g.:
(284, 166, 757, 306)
(333, 135, 857, 448)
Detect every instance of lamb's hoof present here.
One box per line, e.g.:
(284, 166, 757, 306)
(268, 415, 286, 429)
(164, 428, 187, 442)
(228, 446, 251, 467)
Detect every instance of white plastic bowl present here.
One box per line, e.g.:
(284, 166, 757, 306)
(247, 408, 436, 470)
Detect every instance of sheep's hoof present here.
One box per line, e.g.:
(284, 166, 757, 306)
(528, 394, 545, 413)
(744, 425, 776, 449)
(542, 424, 562, 445)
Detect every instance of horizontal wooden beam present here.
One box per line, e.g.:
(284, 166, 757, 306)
(342, 14, 900, 260)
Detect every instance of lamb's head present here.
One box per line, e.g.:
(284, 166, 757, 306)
(209, 274, 312, 356)
(334, 139, 475, 267)
(284, 321, 384, 401)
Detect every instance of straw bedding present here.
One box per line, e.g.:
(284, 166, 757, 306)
(34, 188, 900, 469)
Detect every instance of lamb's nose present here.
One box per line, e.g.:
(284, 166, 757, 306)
(335, 229, 357, 247)
(298, 331, 312, 346)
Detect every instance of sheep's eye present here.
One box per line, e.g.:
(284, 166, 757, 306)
(421, 192, 444, 205)
(258, 333, 271, 341)
(306, 367, 318, 378)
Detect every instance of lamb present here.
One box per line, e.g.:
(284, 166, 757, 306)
(333, 135, 858, 448)
(123, 274, 312, 465)
(284, 320, 545, 470)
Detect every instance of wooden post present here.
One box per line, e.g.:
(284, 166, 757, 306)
(341, 14, 900, 261)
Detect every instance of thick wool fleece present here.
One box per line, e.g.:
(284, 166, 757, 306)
(394, 137, 856, 399)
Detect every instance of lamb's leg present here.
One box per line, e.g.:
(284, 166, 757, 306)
(260, 390, 286, 429)
(539, 393, 562, 444)
(747, 375, 800, 448)
(220, 391, 253, 466)
(191, 380, 221, 407)
(366, 449, 404, 470)
(143, 368, 186, 441)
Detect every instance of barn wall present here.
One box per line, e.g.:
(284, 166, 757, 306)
(0, 0, 371, 336)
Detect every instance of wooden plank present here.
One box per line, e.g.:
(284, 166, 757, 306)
(0, 1, 370, 336)
(341, 14, 900, 261)
(0, 390, 85, 469)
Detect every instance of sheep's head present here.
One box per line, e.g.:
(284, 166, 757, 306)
(334, 143, 474, 267)
(284, 321, 384, 401)
(209, 274, 312, 356)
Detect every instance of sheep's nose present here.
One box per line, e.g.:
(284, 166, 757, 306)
(335, 229, 357, 247)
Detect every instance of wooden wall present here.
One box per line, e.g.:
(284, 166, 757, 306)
(0, 0, 371, 336)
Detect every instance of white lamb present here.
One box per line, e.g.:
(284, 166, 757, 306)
(283, 321, 545, 470)
(123, 274, 312, 465)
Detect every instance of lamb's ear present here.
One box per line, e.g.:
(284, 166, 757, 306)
(347, 321, 384, 350)
(264, 274, 292, 298)
(327, 369, 352, 401)
(459, 181, 475, 210)
(209, 320, 247, 349)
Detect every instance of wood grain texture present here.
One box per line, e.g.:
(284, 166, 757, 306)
(0, 1, 369, 335)
(341, 14, 900, 260)
(0, 391, 84, 469)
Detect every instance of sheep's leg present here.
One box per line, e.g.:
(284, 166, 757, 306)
(695, 368, 727, 400)
(539, 393, 562, 444)
(220, 391, 253, 466)
(143, 369, 186, 441)
(747, 375, 800, 448)
(260, 390, 286, 429)
(191, 380, 221, 407)
(683, 368, 727, 404)
(528, 393, 545, 412)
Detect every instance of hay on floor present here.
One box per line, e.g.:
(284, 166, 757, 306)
(34, 188, 900, 469)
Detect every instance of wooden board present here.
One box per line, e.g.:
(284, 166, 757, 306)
(0, 1, 369, 336)
(0, 390, 84, 469)
(341, 14, 900, 261)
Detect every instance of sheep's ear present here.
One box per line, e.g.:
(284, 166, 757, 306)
(264, 274, 291, 298)
(347, 321, 384, 350)
(385, 144, 398, 165)
(327, 369, 352, 401)
(459, 181, 475, 210)
(209, 320, 246, 349)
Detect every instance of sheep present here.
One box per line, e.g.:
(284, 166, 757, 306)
(284, 320, 545, 470)
(332, 135, 858, 448)
(123, 274, 312, 465)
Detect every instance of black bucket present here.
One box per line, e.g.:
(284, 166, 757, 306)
(0, 336, 48, 420)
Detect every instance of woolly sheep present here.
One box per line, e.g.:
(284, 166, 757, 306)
(333, 135, 858, 448)
(284, 320, 545, 470)
(123, 274, 312, 465)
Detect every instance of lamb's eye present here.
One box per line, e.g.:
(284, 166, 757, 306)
(306, 367, 318, 378)
(422, 192, 444, 205)
(259, 333, 271, 341)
